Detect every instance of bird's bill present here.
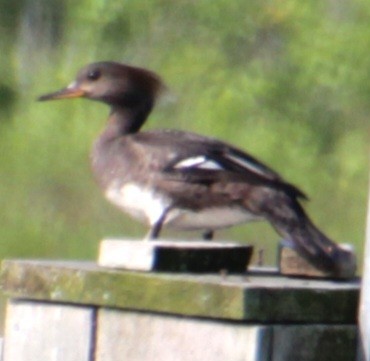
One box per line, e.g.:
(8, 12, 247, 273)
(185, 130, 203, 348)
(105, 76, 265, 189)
(38, 82, 86, 101)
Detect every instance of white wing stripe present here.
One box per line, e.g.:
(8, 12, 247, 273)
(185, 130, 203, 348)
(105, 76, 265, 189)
(173, 153, 270, 175)
(174, 156, 224, 170)
(174, 156, 206, 168)
(226, 154, 267, 176)
(198, 160, 224, 170)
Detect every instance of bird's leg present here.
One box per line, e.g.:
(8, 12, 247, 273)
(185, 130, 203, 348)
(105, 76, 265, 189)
(145, 223, 163, 240)
(202, 230, 214, 241)
(144, 208, 170, 241)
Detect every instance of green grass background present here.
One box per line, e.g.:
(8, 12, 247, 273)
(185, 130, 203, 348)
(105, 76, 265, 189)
(0, 0, 369, 269)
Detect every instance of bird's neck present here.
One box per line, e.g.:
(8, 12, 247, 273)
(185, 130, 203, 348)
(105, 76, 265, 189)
(101, 102, 153, 141)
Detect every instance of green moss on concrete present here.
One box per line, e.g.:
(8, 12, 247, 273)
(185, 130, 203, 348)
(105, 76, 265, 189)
(0, 260, 360, 322)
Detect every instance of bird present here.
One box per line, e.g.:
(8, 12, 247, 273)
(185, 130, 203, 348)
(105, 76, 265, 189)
(38, 61, 356, 278)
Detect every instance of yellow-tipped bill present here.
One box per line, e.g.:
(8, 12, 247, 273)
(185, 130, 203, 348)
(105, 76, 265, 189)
(38, 82, 86, 101)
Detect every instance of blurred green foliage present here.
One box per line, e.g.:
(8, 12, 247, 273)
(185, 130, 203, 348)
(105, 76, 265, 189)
(0, 0, 368, 267)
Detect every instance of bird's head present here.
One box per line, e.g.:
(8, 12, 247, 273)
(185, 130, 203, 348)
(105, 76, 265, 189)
(38, 61, 164, 109)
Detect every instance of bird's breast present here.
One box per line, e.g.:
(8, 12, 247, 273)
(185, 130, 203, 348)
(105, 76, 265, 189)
(104, 181, 262, 231)
(105, 181, 172, 226)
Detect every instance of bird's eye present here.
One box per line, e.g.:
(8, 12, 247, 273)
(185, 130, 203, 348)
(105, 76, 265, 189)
(87, 69, 101, 81)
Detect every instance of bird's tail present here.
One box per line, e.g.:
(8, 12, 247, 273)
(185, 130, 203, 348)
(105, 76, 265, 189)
(266, 200, 356, 278)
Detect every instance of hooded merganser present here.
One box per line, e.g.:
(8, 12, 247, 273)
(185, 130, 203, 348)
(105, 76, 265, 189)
(39, 61, 356, 277)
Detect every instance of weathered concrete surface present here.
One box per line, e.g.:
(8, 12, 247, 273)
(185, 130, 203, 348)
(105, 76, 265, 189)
(279, 241, 356, 279)
(279, 244, 334, 278)
(96, 309, 271, 361)
(271, 325, 358, 361)
(2, 300, 95, 361)
(1, 299, 358, 361)
(0, 260, 359, 323)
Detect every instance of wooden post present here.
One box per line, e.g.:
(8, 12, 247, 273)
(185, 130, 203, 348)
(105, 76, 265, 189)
(358, 188, 370, 360)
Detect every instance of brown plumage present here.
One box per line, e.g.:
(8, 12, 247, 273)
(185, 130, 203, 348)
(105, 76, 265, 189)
(39, 61, 356, 278)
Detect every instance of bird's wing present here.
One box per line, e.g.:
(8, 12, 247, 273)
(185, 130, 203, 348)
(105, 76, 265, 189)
(144, 131, 308, 200)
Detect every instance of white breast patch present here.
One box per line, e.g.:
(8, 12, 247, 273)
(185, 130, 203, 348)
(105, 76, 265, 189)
(105, 182, 171, 226)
